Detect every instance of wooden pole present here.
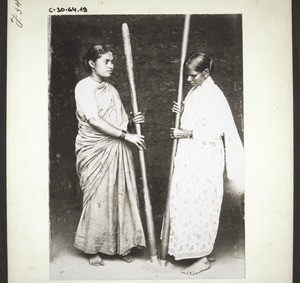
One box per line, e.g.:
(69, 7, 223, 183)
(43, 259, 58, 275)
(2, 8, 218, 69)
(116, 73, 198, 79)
(160, 14, 191, 265)
(122, 23, 158, 262)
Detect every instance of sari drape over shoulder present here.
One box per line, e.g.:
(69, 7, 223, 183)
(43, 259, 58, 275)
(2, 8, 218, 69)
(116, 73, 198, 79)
(74, 77, 146, 255)
(168, 77, 244, 260)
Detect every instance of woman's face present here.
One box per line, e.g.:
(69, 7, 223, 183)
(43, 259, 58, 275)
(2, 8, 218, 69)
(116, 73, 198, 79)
(90, 51, 114, 78)
(186, 66, 208, 87)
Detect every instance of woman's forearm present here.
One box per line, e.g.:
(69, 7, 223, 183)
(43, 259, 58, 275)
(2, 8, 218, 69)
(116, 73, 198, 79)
(88, 116, 124, 138)
(170, 128, 193, 139)
(88, 116, 146, 149)
(176, 129, 189, 139)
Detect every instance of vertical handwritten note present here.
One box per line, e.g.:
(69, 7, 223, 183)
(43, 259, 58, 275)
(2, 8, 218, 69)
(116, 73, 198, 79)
(11, 0, 22, 28)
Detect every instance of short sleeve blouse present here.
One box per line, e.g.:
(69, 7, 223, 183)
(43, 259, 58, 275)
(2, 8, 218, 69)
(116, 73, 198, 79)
(74, 77, 99, 120)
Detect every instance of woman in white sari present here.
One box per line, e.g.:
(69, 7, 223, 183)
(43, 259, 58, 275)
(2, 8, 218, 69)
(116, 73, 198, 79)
(169, 52, 244, 275)
(74, 45, 146, 266)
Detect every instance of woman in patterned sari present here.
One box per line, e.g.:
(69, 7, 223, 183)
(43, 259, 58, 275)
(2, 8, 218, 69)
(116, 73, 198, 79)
(74, 45, 146, 266)
(169, 52, 244, 274)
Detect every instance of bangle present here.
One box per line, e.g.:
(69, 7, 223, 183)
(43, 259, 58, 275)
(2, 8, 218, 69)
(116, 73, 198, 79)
(188, 130, 193, 139)
(119, 130, 127, 140)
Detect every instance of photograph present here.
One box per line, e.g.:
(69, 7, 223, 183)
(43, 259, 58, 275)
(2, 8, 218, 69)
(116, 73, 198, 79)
(48, 14, 245, 280)
(7, 0, 293, 282)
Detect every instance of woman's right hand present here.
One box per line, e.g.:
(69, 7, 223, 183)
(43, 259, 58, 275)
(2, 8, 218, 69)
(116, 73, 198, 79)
(171, 101, 183, 114)
(124, 133, 146, 150)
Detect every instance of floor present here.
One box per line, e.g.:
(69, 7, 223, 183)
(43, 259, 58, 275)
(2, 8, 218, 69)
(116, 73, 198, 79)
(50, 199, 245, 281)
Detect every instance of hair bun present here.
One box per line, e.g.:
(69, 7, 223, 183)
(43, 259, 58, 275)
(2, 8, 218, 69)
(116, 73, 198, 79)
(83, 44, 112, 72)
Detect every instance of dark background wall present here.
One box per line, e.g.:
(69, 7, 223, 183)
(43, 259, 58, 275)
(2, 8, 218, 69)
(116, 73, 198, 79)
(49, 14, 243, 236)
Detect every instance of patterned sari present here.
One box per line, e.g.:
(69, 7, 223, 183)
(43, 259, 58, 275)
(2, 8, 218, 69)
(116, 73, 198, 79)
(168, 77, 244, 260)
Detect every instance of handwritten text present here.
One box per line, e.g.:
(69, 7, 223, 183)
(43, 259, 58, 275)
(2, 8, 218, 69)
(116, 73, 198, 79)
(11, 0, 23, 28)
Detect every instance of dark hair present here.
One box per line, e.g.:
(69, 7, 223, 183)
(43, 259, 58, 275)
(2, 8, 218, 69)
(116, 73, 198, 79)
(184, 52, 214, 74)
(83, 44, 112, 72)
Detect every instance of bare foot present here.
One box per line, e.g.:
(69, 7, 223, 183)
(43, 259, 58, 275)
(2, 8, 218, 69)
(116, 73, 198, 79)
(88, 253, 104, 266)
(182, 257, 211, 275)
(122, 254, 134, 263)
(207, 253, 215, 262)
(159, 259, 174, 267)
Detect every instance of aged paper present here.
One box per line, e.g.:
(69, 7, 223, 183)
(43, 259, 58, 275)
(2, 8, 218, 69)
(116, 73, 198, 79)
(7, 0, 293, 282)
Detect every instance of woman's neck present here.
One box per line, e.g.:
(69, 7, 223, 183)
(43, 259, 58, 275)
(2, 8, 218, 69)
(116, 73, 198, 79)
(90, 72, 104, 83)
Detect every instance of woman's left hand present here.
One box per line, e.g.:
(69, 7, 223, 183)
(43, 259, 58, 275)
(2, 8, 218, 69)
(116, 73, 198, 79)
(170, 128, 190, 139)
(132, 111, 145, 124)
(171, 101, 184, 114)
